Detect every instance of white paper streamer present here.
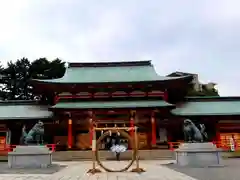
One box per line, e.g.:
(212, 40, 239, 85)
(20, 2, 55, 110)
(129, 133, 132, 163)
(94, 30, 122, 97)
(110, 145, 127, 153)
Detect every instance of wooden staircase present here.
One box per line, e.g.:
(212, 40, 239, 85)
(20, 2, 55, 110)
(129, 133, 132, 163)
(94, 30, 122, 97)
(52, 150, 175, 161)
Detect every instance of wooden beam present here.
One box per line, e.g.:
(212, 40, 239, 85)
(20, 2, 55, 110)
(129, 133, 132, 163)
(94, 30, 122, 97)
(94, 127, 136, 131)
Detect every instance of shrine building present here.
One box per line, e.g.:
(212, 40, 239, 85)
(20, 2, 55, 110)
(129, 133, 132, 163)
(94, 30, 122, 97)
(0, 60, 239, 152)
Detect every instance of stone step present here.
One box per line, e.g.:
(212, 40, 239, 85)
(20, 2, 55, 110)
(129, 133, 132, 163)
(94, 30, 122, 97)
(52, 150, 175, 161)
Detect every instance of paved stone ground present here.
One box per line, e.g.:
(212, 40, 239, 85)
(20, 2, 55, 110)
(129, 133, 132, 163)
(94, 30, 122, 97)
(0, 160, 198, 180)
(2, 159, 240, 180)
(166, 159, 240, 180)
(0, 163, 66, 174)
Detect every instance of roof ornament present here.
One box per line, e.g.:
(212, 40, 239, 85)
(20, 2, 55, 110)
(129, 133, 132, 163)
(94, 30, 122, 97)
(183, 119, 208, 143)
(20, 120, 45, 145)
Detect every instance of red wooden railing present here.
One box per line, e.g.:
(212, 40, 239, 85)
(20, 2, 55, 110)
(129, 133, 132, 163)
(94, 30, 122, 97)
(56, 91, 165, 101)
(46, 144, 56, 152)
(0, 141, 239, 153)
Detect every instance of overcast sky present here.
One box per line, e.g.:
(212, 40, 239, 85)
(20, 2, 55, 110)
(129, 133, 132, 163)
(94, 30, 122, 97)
(0, 0, 240, 96)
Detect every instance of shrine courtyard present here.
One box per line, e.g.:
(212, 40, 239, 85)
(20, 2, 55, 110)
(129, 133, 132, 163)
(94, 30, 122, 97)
(0, 159, 239, 180)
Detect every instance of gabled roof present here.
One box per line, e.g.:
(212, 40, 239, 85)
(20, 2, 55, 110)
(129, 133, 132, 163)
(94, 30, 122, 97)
(31, 60, 192, 84)
(172, 96, 240, 116)
(0, 100, 53, 120)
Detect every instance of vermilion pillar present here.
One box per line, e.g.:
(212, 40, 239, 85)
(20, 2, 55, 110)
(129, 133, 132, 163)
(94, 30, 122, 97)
(216, 122, 220, 147)
(163, 90, 168, 101)
(54, 95, 59, 104)
(68, 117, 72, 149)
(151, 112, 157, 147)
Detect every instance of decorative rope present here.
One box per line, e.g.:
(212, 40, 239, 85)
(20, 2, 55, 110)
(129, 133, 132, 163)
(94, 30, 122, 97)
(95, 129, 136, 172)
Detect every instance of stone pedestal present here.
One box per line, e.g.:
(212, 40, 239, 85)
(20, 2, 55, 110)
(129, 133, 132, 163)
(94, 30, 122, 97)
(175, 142, 222, 167)
(8, 145, 52, 168)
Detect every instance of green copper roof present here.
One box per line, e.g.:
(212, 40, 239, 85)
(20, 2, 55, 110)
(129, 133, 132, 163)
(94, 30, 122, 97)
(0, 101, 53, 120)
(51, 100, 173, 109)
(31, 61, 191, 84)
(172, 99, 240, 116)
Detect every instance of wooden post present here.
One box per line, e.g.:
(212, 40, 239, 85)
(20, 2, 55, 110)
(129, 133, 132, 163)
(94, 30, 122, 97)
(130, 110, 135, 148)
(151, 111, 156, 147)
(130, 118, 134, 137)
(87, 127, 101, 174)
(135, 126, 139, 169)
(92, 129, 96, 169)
(89, 111, 94, 147)
(89, 119, 93, 146)
(131, 126, 145, 173)
(68, 114, 72, 149)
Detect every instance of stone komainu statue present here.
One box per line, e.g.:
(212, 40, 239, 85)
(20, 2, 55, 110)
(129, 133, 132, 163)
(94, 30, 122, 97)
(183, 119, 208, 142)
(20, 121, 44, 145)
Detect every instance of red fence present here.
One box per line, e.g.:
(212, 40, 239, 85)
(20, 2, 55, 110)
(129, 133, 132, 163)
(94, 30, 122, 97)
(0, 141, 239, 153)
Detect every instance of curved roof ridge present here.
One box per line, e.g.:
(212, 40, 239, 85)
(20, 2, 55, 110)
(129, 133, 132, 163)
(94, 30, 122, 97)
(172, 97, 240, 116)
(31, 60, 193, 84)
(186, 96, 240, 101)
(68, 60, 151, 68)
